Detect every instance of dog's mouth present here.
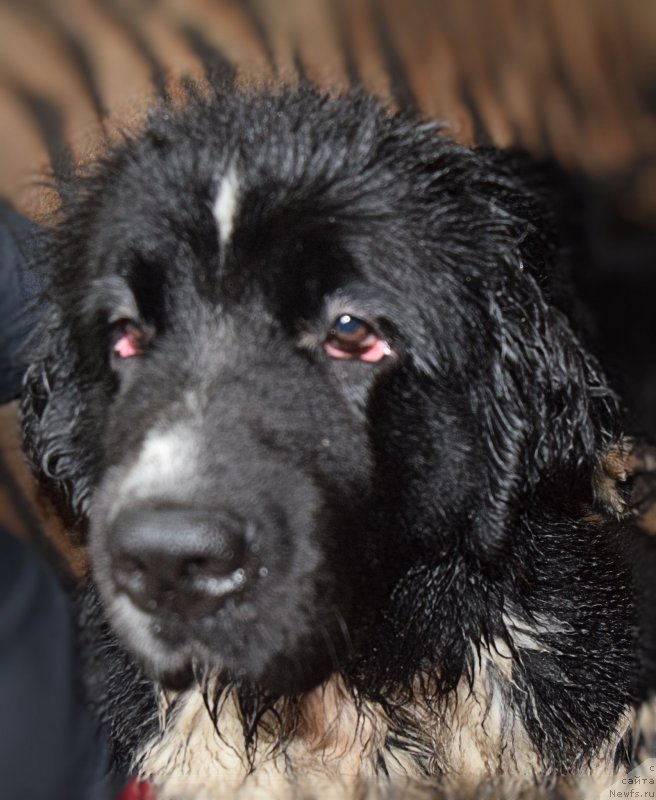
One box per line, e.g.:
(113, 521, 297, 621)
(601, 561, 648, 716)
(107, 586, 349, 695)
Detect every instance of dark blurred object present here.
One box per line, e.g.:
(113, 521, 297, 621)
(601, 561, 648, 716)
(0, 205, 118, 797)
(574, 185, 656, 438)
(0, 525, 119, 800)
(0, 200, 44, 404)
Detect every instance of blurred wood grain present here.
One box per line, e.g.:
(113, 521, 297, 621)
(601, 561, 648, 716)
(0, 0, 654, 216)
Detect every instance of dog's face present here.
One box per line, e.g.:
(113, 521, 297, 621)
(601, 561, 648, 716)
(22, 89, 616, 696)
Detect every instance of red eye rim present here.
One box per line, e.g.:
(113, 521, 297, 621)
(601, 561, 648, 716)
(324, 315, 394, 363)
(110, 318, 150, 359)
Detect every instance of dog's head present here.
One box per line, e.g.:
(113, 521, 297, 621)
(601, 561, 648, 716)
(22, 88, 617, 695)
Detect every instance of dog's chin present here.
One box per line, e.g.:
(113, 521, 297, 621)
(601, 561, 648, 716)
(143, 638, 337, 697)
(156, 663, 196, 692)
(107, 593, 339, 697)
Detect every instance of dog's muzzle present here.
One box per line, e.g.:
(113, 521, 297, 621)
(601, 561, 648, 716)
(109, 505, 255, 617)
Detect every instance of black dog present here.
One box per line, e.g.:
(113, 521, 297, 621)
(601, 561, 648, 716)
(21, 87, 656, 797)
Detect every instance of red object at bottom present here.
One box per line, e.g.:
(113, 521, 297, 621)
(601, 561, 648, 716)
(119, 777, 157, 800)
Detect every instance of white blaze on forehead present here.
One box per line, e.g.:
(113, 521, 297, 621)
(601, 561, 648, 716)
(213, 167, 240, 245)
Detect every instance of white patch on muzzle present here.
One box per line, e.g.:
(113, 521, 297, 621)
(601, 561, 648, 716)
(110, 424, 200, 521)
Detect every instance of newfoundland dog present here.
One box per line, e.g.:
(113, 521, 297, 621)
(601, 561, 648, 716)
(21, 87, 656, 798)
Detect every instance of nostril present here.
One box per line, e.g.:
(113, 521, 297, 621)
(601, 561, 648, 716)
(181, 555, 236, 578)
(186, 535, 245, 575)
(180, 544, 248, 599)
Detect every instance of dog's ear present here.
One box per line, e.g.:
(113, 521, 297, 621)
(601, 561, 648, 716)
(467, 153, 619, 558)
(21, 306, 103, 536)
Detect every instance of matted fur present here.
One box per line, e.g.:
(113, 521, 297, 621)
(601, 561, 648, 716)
(135, 611, 639, 799)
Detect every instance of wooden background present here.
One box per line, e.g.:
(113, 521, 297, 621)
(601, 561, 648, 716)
(0, 0, 655, 221)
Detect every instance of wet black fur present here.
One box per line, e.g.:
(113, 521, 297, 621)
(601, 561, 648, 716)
(21, 86, 656, 778)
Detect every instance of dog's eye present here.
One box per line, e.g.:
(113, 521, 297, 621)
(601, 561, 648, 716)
(324, 315, 393, 362)
(110, 319, 149, 359)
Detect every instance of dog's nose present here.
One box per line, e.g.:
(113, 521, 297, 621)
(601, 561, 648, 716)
(109, 506, 250, 617)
